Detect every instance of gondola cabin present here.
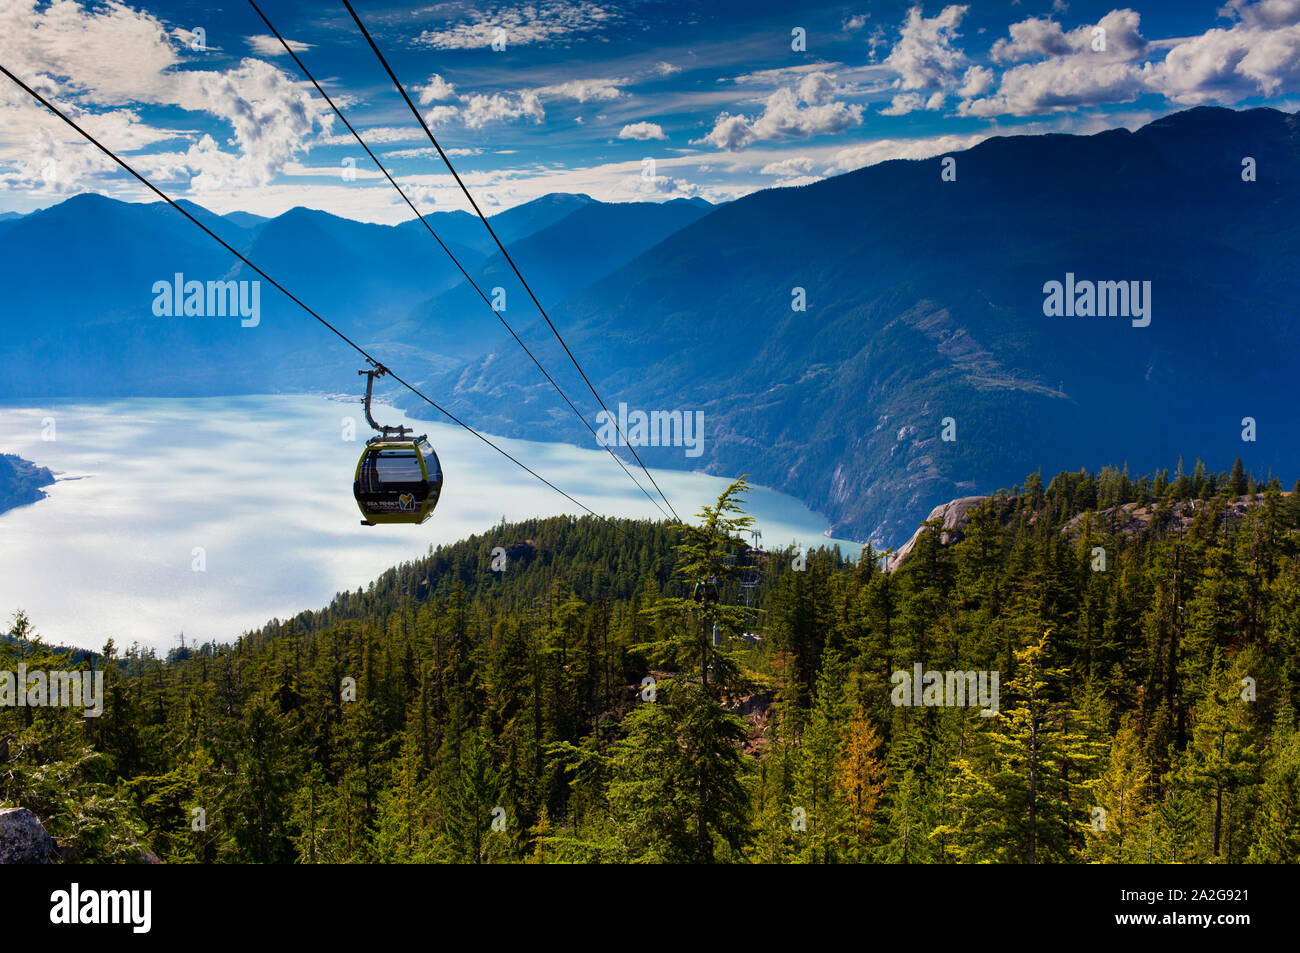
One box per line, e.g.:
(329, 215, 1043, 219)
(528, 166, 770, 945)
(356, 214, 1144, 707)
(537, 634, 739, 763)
(353, 436, 443, 525)
(693, 578, 720, 606)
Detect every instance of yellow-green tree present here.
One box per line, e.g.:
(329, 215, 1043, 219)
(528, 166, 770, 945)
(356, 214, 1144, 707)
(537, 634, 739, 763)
(1086, 713, 1151, 863)
(936, 631, 1104, 863)
(836, 706, 885, 862)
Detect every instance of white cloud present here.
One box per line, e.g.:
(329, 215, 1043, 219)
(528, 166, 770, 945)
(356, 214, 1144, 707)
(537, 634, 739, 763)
(618, 121, 667, 140)
(1147, 2, 1300, 103)
(1220, 0, 1300, 29)
(0, 122, 114, 194)
(826, 132, 988, 173)
(880, 92, 923, 115)
(990, 17, 1074, 61)
(733, 62, 849, 87)
(111, 131, 1011, 224)
(413, 73, 626, 133)
(752, 88, 863, 140)
(697, 113, 755, 151)
(958, 64, 995, 97)
(867, 26, 889, 61)
(965, 10, 1150, 116)
(883, 5, 970, 91)
(246, 35, 313, 57)
(759, 155, 814, 176)
(414, 1, 620, 50)
(991, 10, 1146, 63)
(0, 0, 332, 194)
(535, 78, 625, 102)
(423, 105, 463, 126)
(382, 146, 482, 160)
(767, 174, 821, 188)
(871, 4, 973, 113)
(798, 71, 838, 106)
(173, 60, 333, 188)
(418, 74, 457, 104)
(382, 147, 438, 160)
(460, 91, 545, 128)
(880, 91, 946, 115)
(697, 73, 864, 151)
(0, 0, 178, 107)
(963, 58, 1145, 116)
(967, 1, 1300, 113)
(627, 171, 704, 200)
(319, 126, 422, 146)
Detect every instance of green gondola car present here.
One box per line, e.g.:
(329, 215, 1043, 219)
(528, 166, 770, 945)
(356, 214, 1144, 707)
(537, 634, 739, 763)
(353, 436, 443, 525)
(351, 365, 444, 526)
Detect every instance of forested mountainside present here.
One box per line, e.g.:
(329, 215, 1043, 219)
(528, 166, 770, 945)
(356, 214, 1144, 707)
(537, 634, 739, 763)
(3, 460, 1299, 864)
(434, 106, 1300, 545)
(0, 452, 54, 514)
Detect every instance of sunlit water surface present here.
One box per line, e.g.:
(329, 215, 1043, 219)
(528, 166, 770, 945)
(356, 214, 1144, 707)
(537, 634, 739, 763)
(0, 396, 859, 651)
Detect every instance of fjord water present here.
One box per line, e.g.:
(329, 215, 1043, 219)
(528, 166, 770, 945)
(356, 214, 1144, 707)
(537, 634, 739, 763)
(0, 396, 860, 651)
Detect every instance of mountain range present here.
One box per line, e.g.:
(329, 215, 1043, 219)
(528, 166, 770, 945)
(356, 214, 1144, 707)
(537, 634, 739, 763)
(3, 105, 1299, 543)
(420, 105, 1300, 543)
(0, 190, 711, 395)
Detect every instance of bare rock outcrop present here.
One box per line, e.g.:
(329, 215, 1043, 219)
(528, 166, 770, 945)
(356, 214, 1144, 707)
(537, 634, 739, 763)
(1060, 492, 1287, 540)
(886, 491, 1289, 575)
(886, 495, 991, 572)
(0, 807, 56, 864)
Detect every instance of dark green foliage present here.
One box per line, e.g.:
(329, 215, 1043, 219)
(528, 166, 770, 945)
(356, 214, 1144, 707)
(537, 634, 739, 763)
(3, 461, 1299, 863)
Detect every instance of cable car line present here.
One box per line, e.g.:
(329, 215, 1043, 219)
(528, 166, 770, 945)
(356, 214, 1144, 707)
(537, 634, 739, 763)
(248, 0, 670, 521)
(341, 0, 683, 525)
(246, 3, 665, 520)
(0, 62, 624, 530)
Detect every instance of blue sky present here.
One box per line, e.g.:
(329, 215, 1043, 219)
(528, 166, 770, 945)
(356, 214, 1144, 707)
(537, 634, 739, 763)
(2, 0, 1299, 221)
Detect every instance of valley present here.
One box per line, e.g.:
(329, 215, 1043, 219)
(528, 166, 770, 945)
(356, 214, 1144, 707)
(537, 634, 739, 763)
(4, 107, 1298, 547)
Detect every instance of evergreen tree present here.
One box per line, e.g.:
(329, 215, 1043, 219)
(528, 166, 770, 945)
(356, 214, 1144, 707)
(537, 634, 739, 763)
(1248, 710, 1300, 862)
(443, 728, 505, 863)
(1177, 659, 1261, 861)
(1087, 714, 1150, 863)
(936, 631, 1103, 862)
(791, 651, 852, 863)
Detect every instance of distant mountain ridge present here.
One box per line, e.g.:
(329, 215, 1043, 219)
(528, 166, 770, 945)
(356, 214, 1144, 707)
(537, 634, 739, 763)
(405, 197, 713, 357)
(0, 191, 713, 397)
(427, 106, 1300, 544)
(6, 107, 1300, 544)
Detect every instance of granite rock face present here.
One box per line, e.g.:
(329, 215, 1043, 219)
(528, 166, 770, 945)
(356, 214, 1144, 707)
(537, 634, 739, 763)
(0, 807, 55, 864)
(1059, 493, 1284, 541)
(886, 495, 991, 572)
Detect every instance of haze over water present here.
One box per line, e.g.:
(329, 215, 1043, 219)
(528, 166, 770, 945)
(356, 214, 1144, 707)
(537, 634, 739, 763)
(0, 396, 860, 651)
